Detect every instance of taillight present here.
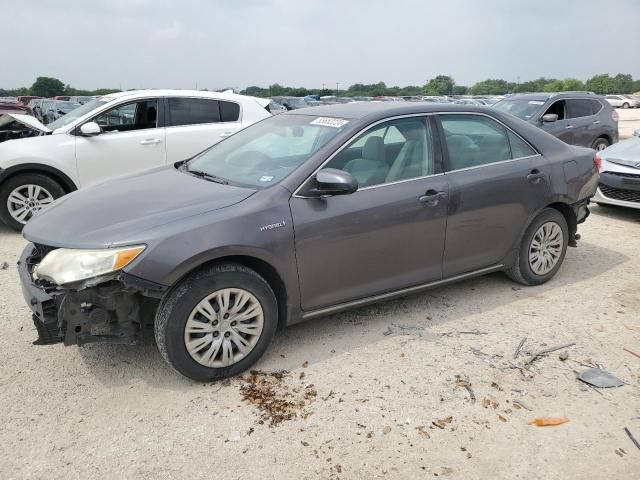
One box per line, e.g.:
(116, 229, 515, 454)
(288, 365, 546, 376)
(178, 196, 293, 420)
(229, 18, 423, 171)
(612, 110, 619, 122)
(594, 153, 602, 172)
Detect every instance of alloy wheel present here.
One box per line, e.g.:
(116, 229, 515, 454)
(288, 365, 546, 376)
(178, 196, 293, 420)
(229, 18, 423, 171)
(184, 288, 264, 368)
(528, 221, 564, 275)
(6, 184, 55, 224)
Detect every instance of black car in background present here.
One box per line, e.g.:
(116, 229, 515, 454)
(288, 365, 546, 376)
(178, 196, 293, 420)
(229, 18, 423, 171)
(494, 92, 618, 151)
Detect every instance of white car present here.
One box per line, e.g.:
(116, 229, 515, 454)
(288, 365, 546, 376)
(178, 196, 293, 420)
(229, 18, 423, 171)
(593, 130, 640, 209)
(604, 95, 638, 109)
(0, 90, 271, 229)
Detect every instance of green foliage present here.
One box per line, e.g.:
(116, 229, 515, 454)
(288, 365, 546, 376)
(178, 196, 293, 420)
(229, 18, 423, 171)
(585, 74, 635, 94)
(424, 75, 455, 95)
(470, 79, 514, 95)
(30, 77, 66, 97)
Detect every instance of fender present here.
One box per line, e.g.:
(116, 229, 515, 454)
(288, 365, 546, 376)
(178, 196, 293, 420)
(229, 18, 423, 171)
(0, 163, 78, 193)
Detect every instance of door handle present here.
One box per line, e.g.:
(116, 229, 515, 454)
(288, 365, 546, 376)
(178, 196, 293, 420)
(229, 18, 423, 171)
(419, 190, 447, 206)
(140, 138, 161, 145)
(593, 120, 601, 124)
(565, 125, 574, 129)
(219, 132, 234, 138)
(526, 170, 546, 184)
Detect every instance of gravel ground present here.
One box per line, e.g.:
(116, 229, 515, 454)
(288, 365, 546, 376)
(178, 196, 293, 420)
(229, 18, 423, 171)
(0, 205, 639, 480)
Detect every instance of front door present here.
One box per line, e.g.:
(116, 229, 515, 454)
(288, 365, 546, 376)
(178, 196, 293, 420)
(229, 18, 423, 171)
(438, 113, 553, 276)
(75, 98, 166, 187)
(290, 116, 448, 311)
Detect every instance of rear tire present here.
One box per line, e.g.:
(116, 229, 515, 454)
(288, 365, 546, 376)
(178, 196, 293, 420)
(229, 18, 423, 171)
(592, 137, 609, 151)
(155, 262, 278, 381)
(622, 103, 630, 109)
(505, 208, 568, 286)
(0, 173, 65, 231)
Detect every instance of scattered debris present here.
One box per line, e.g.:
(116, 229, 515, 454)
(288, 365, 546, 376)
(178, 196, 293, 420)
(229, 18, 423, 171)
(513, 337, 527, 359)
(455, 374, 476, 403)
(383, 426, 391, 435)
(432, 416, 453, 429)
(458, 330, 488, 335)
(558, 351, 569, 361)
(512, 400, 533, 411)
(301, 441, 310, 447)
(624, 427, 640, 450)
(0, 261, 8, 270)
(528, 417, 569, 427)
(615, 448, 625, 457)
(416, 426, 430, 438)
(498, 414, 507, 422)
(482, 395, 499, 409)
(623, 348, 640, 360)
(302, 361, 309, 368)
(525, 343, 576, 365)
(385, 323, 425, 337)
(577, 368, 624, 388)
(239, 370, 317, 426)
(490, 382, 503, 391)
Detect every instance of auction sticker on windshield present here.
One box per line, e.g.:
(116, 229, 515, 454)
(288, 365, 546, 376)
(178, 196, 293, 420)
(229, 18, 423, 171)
(310, 117, 349, 128)
(528, 101, 545, 105)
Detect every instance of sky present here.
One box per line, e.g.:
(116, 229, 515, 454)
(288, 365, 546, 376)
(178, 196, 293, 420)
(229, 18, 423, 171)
(4, 0, 640, 91)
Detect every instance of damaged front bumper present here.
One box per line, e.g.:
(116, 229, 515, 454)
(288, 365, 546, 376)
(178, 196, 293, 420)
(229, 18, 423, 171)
(18, 243, 165, 346)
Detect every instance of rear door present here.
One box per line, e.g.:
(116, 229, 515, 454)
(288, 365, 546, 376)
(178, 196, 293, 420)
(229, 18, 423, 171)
(437, 113, 553, 277)
(164, 97, 242, 162)
(290, 115, 449, 311)
(565, 98, 597, 147)
(75, 98, 166, 187)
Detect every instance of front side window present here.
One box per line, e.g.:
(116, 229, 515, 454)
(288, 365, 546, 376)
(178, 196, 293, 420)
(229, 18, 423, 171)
(543, 100, 565, 120)
(184, 114, 346, 187)
(324, 117, 434, 188)
(93, 100, 158, 132)
(168, 98, 220, 126)
(566, 99, 594, 119)
(440, 114, 511, 171)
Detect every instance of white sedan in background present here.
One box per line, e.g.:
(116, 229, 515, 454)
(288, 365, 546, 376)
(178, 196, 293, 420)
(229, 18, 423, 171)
(594, 130, 640, 209)
(604, 95, 639, 109)
(0, 90, 271, 229)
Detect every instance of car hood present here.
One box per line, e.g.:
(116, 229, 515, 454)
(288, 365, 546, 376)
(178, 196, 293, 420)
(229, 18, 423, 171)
(1, 113, 51, 133)
(600, 137, 640, 168)
(23, 167, 257, 248)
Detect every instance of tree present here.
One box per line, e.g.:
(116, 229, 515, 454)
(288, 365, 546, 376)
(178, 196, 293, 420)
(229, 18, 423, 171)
(452, 85, 469, 95)
(561, 78, 585, 91)
(424, 75, 455, 95)
(30, 76, 66, 97)
(470, 79, 512, 95)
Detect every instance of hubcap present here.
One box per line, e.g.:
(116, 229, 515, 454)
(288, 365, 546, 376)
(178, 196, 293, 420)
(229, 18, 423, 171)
(528, 222, 563, 275)
(184, 288, 264, 368)
(595, 142, 607, 151)
(6, 184, 55, 224)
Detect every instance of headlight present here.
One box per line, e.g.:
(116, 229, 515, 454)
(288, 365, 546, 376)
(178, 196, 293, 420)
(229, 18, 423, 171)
(34, 245, 145, 285)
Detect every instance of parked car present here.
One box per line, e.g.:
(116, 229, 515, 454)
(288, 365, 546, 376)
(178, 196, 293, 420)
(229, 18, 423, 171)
(41, 100, 81, 124)
(271, 96, 308, 110)
(0, 89, 271, 229)
(620, 95, 640, 108)
(18, 103, 598, 381)
(592, 130, 640, 209)
(17, 96, 42, 105)
(494, 92, 618, 151)
(0, 100, 31, 115)
(0, 114, 47, 143)
(454, 99, 485, 106)
(604, 95, 636, 109)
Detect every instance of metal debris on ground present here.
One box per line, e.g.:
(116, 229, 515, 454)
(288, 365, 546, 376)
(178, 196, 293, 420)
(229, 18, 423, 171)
(0, 261, 8, 270)
(432, 416, 454, 429)
(512, 399, 533, 411)
(239, 370, 317, 426)
(624, 427, 640, 450)
(528, 417, 569, 427)
(623, 348, 640, 359)
(513, 337, 527, 359)
(524, 342, 576, 365)
(577, 368, 624, 388)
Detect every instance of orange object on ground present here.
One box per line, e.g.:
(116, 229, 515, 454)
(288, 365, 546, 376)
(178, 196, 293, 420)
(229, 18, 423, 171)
(528, 417, 570, 427)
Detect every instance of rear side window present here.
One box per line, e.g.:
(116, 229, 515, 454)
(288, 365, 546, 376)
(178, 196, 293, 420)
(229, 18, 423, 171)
(220, 101, 240, 122)
(440, 115, 511, 171)
(507, 130, 536, 158)
(566, 99, 594, 119)
(168, 98, 220, 127)
(589, 99, 603, 113)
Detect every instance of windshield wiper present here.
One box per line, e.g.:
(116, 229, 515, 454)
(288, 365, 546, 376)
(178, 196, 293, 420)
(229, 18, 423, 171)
(182, 167, 228, 185)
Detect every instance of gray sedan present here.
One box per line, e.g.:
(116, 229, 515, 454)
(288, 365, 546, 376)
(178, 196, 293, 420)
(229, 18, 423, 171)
(19, 103, 598, 381)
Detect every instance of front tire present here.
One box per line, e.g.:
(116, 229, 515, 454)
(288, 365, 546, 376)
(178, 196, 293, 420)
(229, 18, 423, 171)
(0, 173, 65, 231)
(622, 103, 630, 109)
(155, 262, 278, 381)
(592, 137, 609, 151)
(505, 208, 568, 286)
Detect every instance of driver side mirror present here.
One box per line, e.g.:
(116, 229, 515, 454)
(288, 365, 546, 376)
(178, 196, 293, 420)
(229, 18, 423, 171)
(541, 113, 559, 123)
(80, 121, 102, 136)
(310, 168, 358, 196)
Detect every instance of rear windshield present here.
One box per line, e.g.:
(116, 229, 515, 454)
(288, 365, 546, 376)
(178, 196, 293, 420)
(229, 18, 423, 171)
(493, 99, 546, 120)
(184, 114, 348, 188)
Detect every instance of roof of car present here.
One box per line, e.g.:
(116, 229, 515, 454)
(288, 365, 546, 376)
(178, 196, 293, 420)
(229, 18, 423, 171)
(285, 101, 498, 121)
(97, 89, 250, 102)
(502, 92, 600, 101)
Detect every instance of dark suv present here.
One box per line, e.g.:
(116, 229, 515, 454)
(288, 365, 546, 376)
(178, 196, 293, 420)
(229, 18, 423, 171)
(18, 103, 599, 381)
(494, 92, 618, 151)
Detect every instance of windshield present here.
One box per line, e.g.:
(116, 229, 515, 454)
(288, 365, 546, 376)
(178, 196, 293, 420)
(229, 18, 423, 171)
(55, 101, 80, 111)
(493, 99, 545, 120)
(47, 98, 109, 130)
(184, 114, 348, 188)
